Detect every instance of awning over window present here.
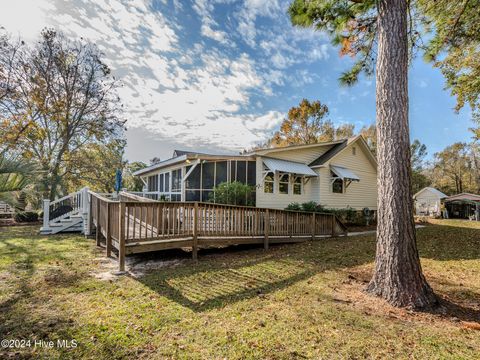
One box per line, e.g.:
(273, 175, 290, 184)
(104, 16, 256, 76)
(331, 165, 360, 181)
(263, 157, 317, 177)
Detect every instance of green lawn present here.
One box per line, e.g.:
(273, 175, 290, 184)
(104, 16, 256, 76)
(0, 220, 479, 359)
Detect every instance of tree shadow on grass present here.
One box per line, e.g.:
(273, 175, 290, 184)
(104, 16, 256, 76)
(420, 297, 480, 324)
(134, 237, 377, 312)
(0, 228, 89, 359)
(135, 224, 480, 313)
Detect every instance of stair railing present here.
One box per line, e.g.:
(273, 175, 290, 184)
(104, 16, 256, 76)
(42, 187, 90, 230)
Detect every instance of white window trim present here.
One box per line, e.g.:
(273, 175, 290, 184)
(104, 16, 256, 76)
(278, 172, 289, 195)
(293, 175, 303, 195)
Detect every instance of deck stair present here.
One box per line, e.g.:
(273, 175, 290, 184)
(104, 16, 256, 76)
(40, 188, 90, 235)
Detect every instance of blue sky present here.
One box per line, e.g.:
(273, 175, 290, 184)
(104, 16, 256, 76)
(0, 0, 474, 163)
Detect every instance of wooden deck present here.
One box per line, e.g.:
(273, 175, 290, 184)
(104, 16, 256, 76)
(90, 191, 348, 271)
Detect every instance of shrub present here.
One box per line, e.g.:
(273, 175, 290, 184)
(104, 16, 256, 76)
(301, 201, 318, 212)
(285, 202, 301, 211)
(210, 181, 255, 206)
(284, 202, 376, 226)
(286, 201, 325, 213)
(14, 211, 38, 223)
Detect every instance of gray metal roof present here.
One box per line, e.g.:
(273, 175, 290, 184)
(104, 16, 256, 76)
(133, 155, 188, 176)
(309, 140, 348, 167)
(263, 157, 317, 177)
(330, 165, 360, 181)
(445, 193, 480, 202)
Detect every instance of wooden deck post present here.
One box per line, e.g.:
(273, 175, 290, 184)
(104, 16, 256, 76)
(95, 198, 101, 246)
(106, 202, 112, 257)
(192, 202, 198, 261)
(118, 201, 126, 272)
(311, 212, 316, 240)
(264, 209, 269, 250)
(331, 214, 336, 237)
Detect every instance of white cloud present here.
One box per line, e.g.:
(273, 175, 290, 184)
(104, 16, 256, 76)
(0, 0, 331, 151)
(237, 0, 281, 47)
(193, 0, 232, 45)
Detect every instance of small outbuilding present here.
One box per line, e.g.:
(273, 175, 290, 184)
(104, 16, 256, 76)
(444, 193, 480, 220)
(413, 187, 447, 217)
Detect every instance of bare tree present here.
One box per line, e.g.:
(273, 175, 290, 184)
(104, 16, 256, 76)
(0, 29, 125, 199)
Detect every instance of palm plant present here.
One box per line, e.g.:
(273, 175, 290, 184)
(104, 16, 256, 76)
(0, 152, 37, 196)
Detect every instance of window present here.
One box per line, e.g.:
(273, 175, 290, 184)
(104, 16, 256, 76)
(331, 171, 343, 193)
(164, 173, 170, 192)
(147, 175, 158, 192)
(172, 169, 182, 191)
(159, 173, 164, 192)
(279, 174, 289, 194)
(293, 177, 302, 195)
(264, 172, 274, 193)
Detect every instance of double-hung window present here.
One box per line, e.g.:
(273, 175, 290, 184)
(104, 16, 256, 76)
(293, 176, 302, 195)
(331, 171, 343, 193)
(264, 172, 274, 193)
(279, 174, 289, 194)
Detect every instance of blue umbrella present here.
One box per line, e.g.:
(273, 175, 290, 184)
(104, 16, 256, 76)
(114, 169, 122, 192)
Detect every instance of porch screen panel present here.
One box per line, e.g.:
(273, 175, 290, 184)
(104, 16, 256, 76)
(186, 190, 200, 201)
(230, 161, 237, 182)
(202, 190, 213, 202)
(202, 162, 215, 189)
(186, 164, 201, 189)
(236, 161, 246, 183)
(215, 161, 227, 186)
(247, 161, 256, 186)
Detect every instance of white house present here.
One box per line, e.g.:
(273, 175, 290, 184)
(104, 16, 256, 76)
(413, 187, 447, 217)
(133, 135, 378, 211)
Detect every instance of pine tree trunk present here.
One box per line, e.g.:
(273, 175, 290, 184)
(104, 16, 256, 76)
(366, 0, 437, 308)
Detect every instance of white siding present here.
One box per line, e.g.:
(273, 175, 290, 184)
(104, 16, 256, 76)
(262, 145, 333, 164)
(318, 142, 377, 210)
(255, 156, 321, 209)
(414, 189, 442, 216)
(255, 141, 377, 210)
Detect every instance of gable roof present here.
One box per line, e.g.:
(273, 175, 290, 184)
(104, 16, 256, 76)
(252, 139, 346, 156)
(309, 135, 377, 168)
(308, 139, 348, 167)
(172, 149, 219, 157)
(413, 187, 448, 199)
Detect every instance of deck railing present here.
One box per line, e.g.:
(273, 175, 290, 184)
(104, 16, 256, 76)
(89, 191, 348, 271)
